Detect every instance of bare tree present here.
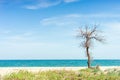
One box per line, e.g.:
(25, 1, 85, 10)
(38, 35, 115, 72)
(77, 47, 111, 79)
(77, 25, 104, 68)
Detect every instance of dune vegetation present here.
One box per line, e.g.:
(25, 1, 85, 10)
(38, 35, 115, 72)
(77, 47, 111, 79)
(3, 68, 120, 80)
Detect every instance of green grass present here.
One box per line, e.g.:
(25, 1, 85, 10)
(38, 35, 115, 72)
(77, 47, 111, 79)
(3, 68, 120, 80)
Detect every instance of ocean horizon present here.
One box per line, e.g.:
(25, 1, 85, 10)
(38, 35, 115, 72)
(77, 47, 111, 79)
(0, 59, 119, 67)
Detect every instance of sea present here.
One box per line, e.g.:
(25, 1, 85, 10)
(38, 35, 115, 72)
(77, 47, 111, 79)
(0, 60, 119, 67)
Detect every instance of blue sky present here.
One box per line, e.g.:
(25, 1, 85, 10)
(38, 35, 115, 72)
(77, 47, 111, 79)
(0, 0, 120, 59)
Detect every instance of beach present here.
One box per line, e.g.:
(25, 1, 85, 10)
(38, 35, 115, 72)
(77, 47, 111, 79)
(0, 66, 120, 77)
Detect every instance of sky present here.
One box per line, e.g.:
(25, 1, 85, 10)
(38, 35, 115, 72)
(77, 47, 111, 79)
(0, 0, 120, 59)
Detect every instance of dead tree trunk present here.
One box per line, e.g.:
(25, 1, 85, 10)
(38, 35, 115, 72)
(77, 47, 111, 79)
(86, 47, 91, 68)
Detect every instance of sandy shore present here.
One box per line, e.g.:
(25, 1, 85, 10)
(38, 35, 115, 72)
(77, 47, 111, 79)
(0, 66, 120, 77)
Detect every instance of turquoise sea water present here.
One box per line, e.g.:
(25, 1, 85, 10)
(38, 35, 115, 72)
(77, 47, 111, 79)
(0, 60, 119, 67)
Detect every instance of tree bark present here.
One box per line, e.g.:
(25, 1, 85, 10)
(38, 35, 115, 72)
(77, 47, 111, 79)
(86, 47, 91, 68)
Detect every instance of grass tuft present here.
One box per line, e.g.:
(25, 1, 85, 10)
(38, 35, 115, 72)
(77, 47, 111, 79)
(3, 68, 120, 80)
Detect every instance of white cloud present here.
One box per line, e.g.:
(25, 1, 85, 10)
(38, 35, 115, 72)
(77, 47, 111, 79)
(24, 0, 79, 10)
(25, 0, 61, 9)
(0, 30, 11, 34)
(23, 32, 33, 36)
(68, 14, 120, 18)
(40, 14, 120, 27)
(7, 36, 25, 41)
(0, 31, 34, 42)
(40, 14, 81, 27)
(64, 0, 79, 3)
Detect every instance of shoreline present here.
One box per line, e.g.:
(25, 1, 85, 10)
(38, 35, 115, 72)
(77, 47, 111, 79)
(0, 66, 120, 77)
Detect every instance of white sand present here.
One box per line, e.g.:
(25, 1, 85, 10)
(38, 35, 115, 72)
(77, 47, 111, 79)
(0, 66, 120, 77)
